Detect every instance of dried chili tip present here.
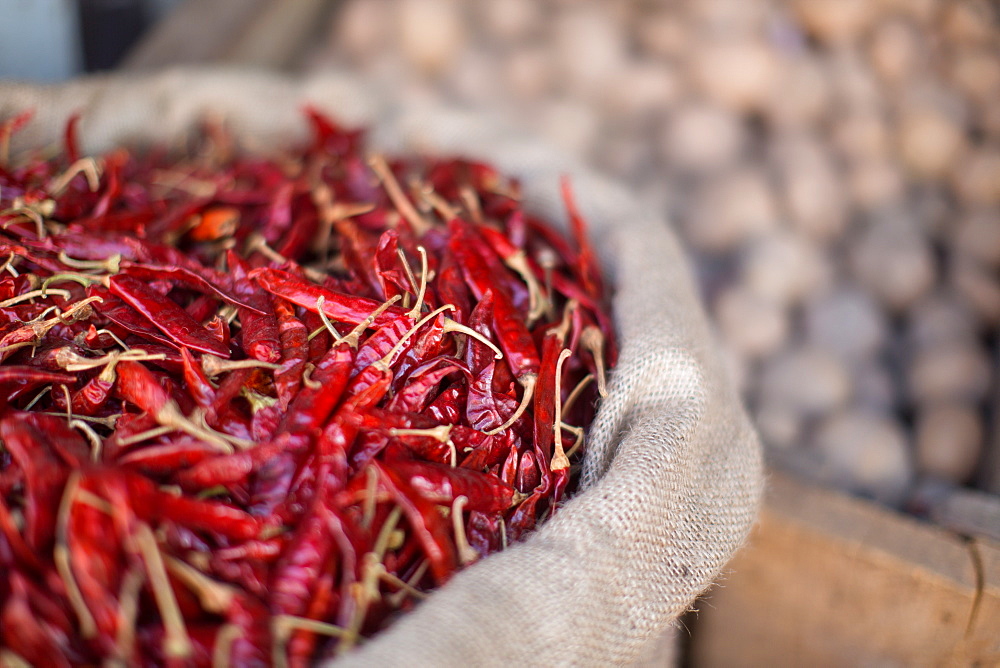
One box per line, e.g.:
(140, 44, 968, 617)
(188, 206, 240, 242)
(0, 109, 34, 165)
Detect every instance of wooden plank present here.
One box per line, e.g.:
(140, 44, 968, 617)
(966, 539, 1000, 663)
(688, 471, 999, 667)
(121, 0, 271, 71)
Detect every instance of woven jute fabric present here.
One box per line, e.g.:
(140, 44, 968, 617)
(0, 69, 763, 667)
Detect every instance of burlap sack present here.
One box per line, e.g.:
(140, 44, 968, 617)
(0, 69, 763, 667)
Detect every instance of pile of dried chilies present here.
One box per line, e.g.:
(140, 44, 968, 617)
(0, 109, 614, 667)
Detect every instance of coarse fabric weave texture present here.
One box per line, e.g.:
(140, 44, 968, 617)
(0, 69, 764, 667)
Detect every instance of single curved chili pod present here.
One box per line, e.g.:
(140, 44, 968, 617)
(425, 385, 466, 425)
(108, 275, 230, 357)
(466, 361, 518, 432)
(272, 296, 308, 410)
(0, 367, 76, 404)
(456, 426, 509, 472)
(373, 228, 411, 300)
(87, 286, 173, 351)
(178, 433, 305, 489)
(179, 348, 216, 408)
(279, 343, 353, 433)
(270, 500, 335, 619)
(466, 510, 503, 559)
(0, 414, 70, 549)
(375, 462, 456, 584)
(115, 360, 171, 415)
(228, 251, 281, 364)
(515, 449, 542, 494)
(447, 222, 540, 378)
(433, 250, 471, 322)
(392, 460, 516, 514)
(507, 490, 544, 543)
(560, 177, 605, 302)
(251, 267, 405, 327)
(117, 440, 220, 475)
(119, 262, 263, 315)
(386, 358, 471, 415)
(121, 470, 261, 541)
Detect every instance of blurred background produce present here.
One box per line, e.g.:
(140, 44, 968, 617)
(3, 0, 998, 515)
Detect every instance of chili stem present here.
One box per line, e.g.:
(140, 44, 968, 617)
(273, 615, 349, 668)
(486, 373, 536, 435)
(375, 304, 454, 371)
(165, 555, 235, 613)
(112, 567, 145, 666)
(378, 569, 428, 601)
(551, 348, 573, 470)
(200, 354, 281, 377)
(70, 419, 103, 462)
(55, 471, 98, 638)
(580, 325, 609, 398)
(334, 295, 401, 350)
(0, 251, 17, 276)
(417, 183, 458, 221)
(505, 250, 550, 326)
(451, 496, 478, 566)
(48, 157, 102, 195)
(562, 373, 594, 416)
(387, 559, 429, 607)
(562, 423, 586, 459)
(458, 186, 484, 224)
(135, 522, 193, 660)
(442, 318, 503, 360)
(58, 251, 119, 273)
(361, 466, 378, 530)
(22, 384, 51, 411)
(0, 287, 71, 308)
(313, 295, 342, 339)
(0, 651, 31, 668)
(373, 506, 404, 559)
(368, 155, 430, 235)
(211, 624, 243, 668)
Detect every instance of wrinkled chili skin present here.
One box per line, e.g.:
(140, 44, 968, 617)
(0, 107, 613, 666)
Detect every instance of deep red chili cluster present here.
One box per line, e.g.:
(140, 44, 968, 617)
(0, 109, 614, 666)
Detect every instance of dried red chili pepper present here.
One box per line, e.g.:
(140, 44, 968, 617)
(108, 275, 231, 358)
(0, 108, 614, 666)
(252, 267, 405, 328)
